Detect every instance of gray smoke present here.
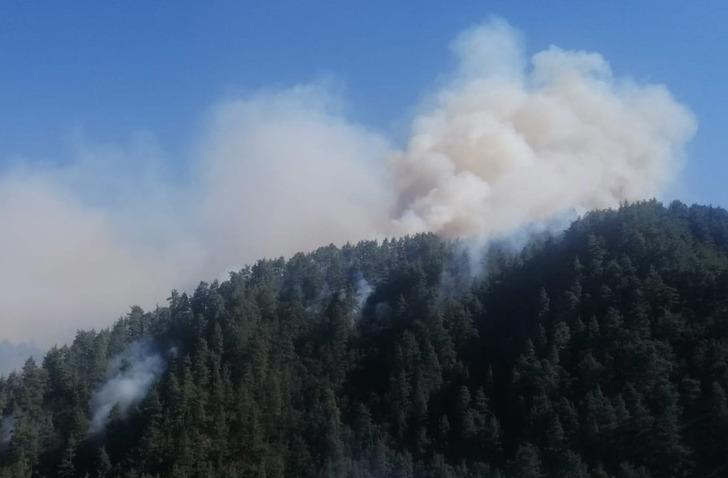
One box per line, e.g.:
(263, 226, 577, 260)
(0, 18, 696, 347)
(88, 339, 164, 434)
(0, 341, 41, 377)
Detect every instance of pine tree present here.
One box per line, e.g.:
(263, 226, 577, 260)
(510, 442, 544, 478)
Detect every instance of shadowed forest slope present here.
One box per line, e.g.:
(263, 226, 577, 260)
(1, 200, 728, 478)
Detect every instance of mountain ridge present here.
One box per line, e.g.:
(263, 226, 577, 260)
(1, 200, 728, 477)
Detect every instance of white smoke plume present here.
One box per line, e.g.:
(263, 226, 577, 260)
(88, 339, 165, 434)
(354, 275, 373, 310)
(0, 18, 696, 347)
(391, 18, 696, 236)
(195, 85, 391, 274)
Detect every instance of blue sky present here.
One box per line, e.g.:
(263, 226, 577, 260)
(0, 0, 726, 205)
(0, 1, 726, 353)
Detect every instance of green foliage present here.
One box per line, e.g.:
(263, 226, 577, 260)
(1, 201, 728, 477)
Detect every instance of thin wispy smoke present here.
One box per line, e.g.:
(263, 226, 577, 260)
(0, 18, 696, 347)
(88, 339, 165, 434)
(354, 275, 373, 310)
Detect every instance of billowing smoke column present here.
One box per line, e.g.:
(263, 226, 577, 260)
(89, 339, 165, 434)
(0, 18, 698, 348)
(0, 416, 14, 446)
(391, 18, 696, 237)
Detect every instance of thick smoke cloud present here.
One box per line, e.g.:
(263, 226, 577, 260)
(0, 19, 696, 347)
(196, 85, 391, 274)
(88, 340, 165, 434)
(391, 19, 696, 236)
(0, 174, 195, 344)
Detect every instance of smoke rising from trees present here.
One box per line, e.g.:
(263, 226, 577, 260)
(88, 339, 165, 434)
(391, 19, 695, 236)
(0, 18, 696, 346)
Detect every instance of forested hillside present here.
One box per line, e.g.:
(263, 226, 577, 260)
(1, 200, 728, 478)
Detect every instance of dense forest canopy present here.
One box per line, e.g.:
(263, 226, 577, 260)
(1, 200, 727, 477)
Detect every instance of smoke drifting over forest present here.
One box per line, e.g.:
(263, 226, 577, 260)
(391, 19, 696, 236)
(0, 18, 696, 347)
(88, 340, 165, 434)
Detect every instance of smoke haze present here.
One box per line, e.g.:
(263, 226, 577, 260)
(0, 18, 696, 347)
(196, 85, 391, 275)
(88, 339, 165, 434)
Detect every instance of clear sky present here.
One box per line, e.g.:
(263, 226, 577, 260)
(0, 1, 726, 205)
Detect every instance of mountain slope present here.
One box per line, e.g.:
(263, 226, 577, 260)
(1, 200, 728, 478)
